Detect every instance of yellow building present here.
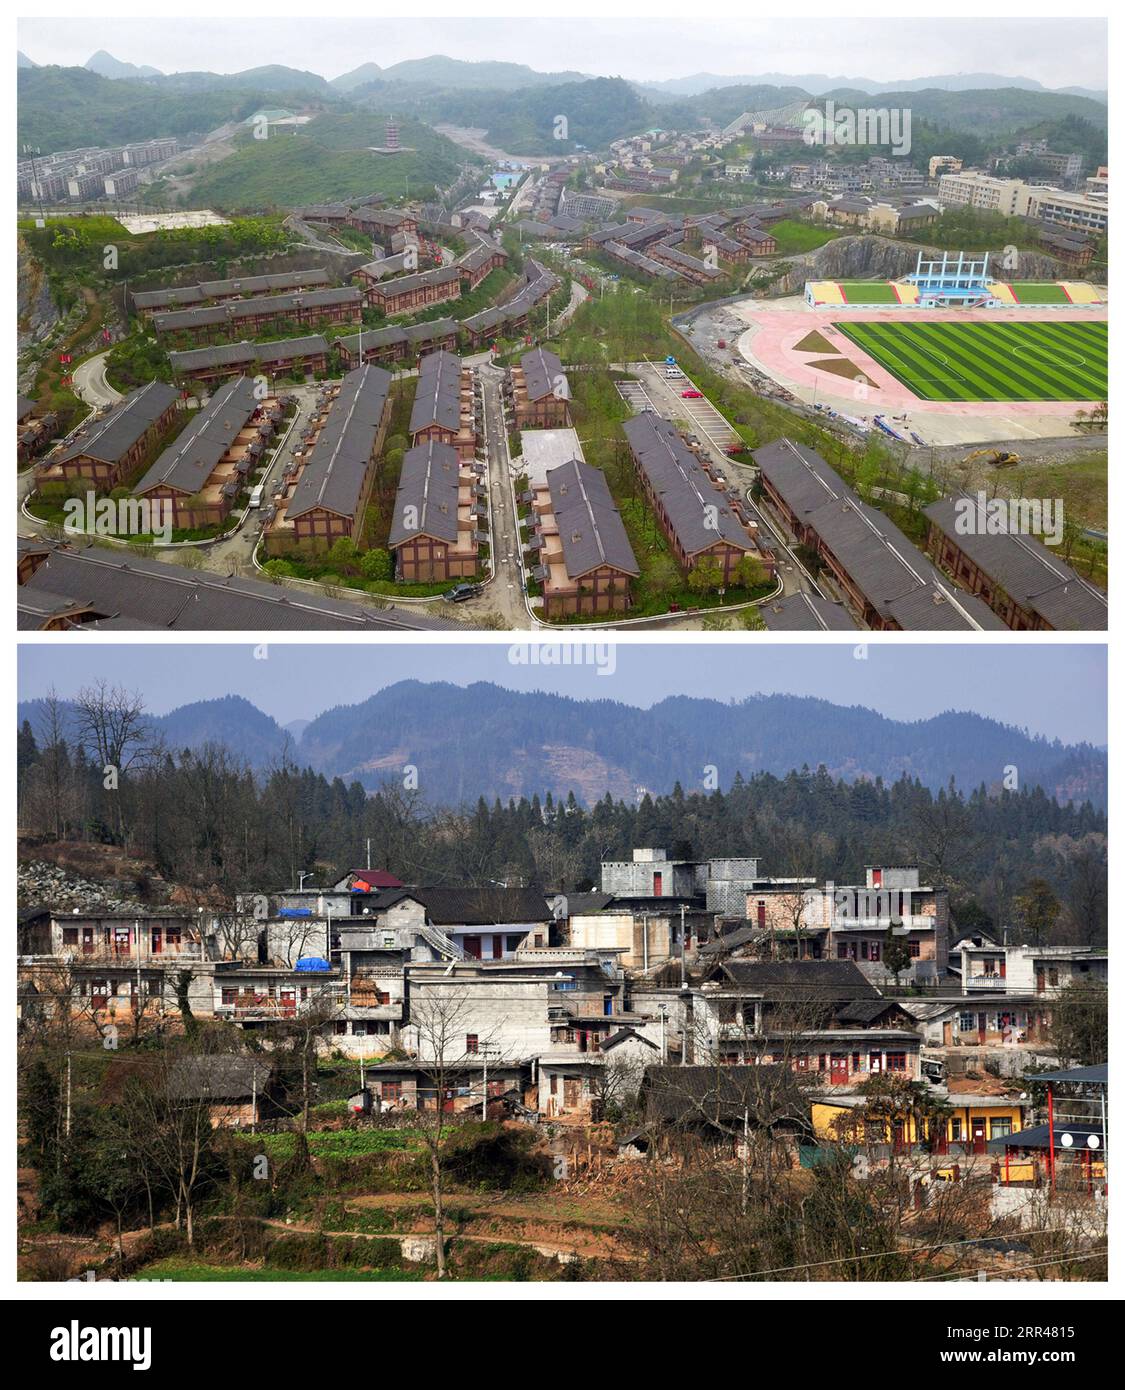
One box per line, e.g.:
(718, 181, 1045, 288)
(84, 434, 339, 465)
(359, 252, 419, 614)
(812, 1094, 1025, 1153)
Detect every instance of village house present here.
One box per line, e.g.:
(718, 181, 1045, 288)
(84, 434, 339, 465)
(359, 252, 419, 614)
(168, 336, 330, 388)
(18, 395, 59, 462)
(507, 348, 571, 429)
(753, 438, 1003, 631)
(347, 206, 419, 250)
(39, 381, 182, 489)
(624, 411, 772, 584)
(266, 362, 391, 550)
(923, 494, 1107, 631)
(167, 1055, 279, 1128)
(133, 376, 279, 529)
(742, 865, 950, 984)
(366, 266, 462, 317)
(333, 318, 459, 369)
(153, 287, 362, 347)
(456, 231, 509, 290)
(131, 268, 331, 317)
(689, 959, 923, 1083)
(812, 1077, 1028, 1156)
(409, 350, 478, 459)
(526, 458, 639, 618)
(957, 941, 1107, 997)
(461, 259, 559, 349)
(388, 439, 484, 582)
(352, 253, 424, 305)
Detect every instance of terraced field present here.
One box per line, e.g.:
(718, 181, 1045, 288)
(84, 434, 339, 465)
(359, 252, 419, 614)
(834, 319, 1108, 402)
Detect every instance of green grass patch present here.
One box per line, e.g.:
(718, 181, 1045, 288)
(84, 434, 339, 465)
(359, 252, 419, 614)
(233, 1129, 420, 1161)
(768, 219, 840, 255)
(1006, 282, 1071, 305)
(837, 281, 902, 305)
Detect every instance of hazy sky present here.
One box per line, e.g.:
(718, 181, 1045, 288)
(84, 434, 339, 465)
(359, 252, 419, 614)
(17, 16, 1107, 89)
(17, 643, 1107, 744)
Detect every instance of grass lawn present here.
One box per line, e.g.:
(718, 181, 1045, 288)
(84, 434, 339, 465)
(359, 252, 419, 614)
(1006, 282, 1071, 305)
(836, 281, 902, 305)
(1011, 451, 1107, 532)
(231, 1129, 420, 1161)
(768, 219, 839, 255)
(834, 319, 1108, 402)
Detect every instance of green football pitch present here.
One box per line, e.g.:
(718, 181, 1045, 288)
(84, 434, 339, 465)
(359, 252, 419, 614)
(833, 319, 1107, 402)
(836, 281, 901, 304)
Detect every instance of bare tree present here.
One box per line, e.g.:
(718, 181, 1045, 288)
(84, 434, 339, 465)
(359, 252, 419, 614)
(405, 984, 503, 1280)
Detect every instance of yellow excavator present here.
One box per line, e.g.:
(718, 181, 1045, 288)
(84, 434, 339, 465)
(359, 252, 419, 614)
(962, 448, 1021, 468)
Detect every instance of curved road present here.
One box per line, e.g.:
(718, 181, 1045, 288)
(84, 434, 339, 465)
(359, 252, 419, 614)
(72, 350, 122, 410)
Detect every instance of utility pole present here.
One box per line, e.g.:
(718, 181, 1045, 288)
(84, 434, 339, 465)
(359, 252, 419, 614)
(65, 1052, 72, 1139)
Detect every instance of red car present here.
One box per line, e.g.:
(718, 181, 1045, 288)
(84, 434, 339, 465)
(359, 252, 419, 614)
(681, 389, 703, 398)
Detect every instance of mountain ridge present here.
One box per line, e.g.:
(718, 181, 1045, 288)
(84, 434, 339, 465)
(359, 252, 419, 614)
(17, 682, 1106, 811)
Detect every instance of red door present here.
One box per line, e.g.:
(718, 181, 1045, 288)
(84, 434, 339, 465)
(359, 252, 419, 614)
(830, 1053, 848, 1086)
(652, 872, 663, 897)
(977, 1013, 987, 1044)
(463, 935, 482, 959)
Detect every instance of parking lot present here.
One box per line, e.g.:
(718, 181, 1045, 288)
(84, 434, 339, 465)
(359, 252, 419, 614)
(627, 360, 742, 455)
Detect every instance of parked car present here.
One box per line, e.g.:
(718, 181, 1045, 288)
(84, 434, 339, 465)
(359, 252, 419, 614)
(681, 389, 703, 399)
(442, 583, 482, 603)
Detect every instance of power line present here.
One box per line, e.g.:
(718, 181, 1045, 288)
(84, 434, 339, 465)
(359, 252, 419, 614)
(704, 1229, 1068, 1281)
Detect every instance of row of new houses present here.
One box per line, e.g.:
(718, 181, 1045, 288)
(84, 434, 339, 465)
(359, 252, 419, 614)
(157, 257, 559, 388)
(754, 438, 1107, 631)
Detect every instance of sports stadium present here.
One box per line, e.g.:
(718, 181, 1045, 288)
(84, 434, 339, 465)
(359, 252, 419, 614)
(731, 252, 1108, 444)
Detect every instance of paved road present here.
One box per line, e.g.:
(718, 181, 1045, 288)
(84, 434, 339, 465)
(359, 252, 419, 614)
(454, 364, 534, 629)
(72, 350, 122, 409)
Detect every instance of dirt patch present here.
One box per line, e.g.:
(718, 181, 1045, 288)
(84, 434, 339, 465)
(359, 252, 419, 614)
(794, 330, 837, 354)
(808, 357, 879, 385)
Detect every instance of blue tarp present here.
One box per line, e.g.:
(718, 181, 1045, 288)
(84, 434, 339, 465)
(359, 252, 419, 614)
(278, 907, 312, 918)
(295, 957, 330, 972)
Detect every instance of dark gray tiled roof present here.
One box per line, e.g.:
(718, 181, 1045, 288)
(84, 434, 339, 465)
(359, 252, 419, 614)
(546, 459, 638, 579)
(169, 336, 328, 373)
(623, 411, 755, 556)
(168, 1055, 274, 1101)
(134, 269, 329, 312)
(755, 439, 1004, 631)
(17, 537, 452, 631)
(410, 351, 464, 434)
(715, 958, 881, 1002)
(924, 495, 1107, 631)
(355, 255, 411, 281)
(154, 286, 360, 334)
(369, 266, 460, 300)
(55, 381, 181, 466)
(759, 590, 858, 631)
(288, 364, 391, 521)
(520, 347, 566, 403)
(389, 439, 463, 546)
(134, 376, 259, 496)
